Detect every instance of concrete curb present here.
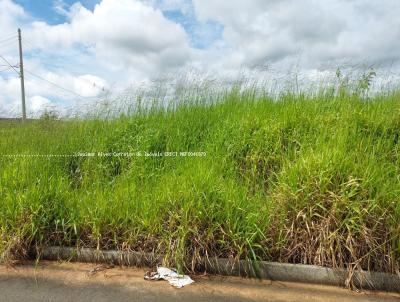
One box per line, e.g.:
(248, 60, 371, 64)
(39, 246, 400, 292)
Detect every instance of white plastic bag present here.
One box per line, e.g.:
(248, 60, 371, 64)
(144, 267, 194, 288)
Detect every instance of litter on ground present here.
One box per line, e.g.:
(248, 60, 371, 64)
(144, 266, 194, 288)
(87, 264, 115, 276)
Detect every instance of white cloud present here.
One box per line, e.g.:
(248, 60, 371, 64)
(0, 0, 194, 116)
(26, 0, 192, 77)
(29, 95, 52, 112)
(52, 0, 70, 17)
(73, 74, 107, 97)
(1, 0, 400, 117)
(193, 0, 400, 69)
(0, 0, 25, 33)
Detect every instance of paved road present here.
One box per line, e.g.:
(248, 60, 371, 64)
(0, 262, 398, 302)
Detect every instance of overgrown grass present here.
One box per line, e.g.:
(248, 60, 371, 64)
(0, 84, 399, 278)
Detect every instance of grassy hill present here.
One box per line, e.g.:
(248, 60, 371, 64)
(0, 87, 399, 275)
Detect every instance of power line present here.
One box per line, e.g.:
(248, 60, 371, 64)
(0, 29, 26, 120)
(0, 35, 17, 44)
(0, 63, 100, 101)
(24, 68, 98, 100)
(22, 39, 37, 50)
(0, 39, 17, 49)
(0, 66, 13, 72)
(0, 63, 18, 67)
(23, 37, 39, 46)
(0, 32, 17, 38)
(0, 54, 20, 75)
(0, 39, 17, 46)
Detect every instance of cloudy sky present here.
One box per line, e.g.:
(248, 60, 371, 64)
(1, 0, 399, 116)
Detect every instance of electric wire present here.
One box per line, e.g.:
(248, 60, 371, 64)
(0, 54, 20, 75)
(0, 38, 17, 49)
(0, 67, 13, 72)
(0, 35, 17, 44)
(24, 68, 99, 100)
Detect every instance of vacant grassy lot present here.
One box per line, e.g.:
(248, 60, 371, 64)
(0, 87, 399, 275)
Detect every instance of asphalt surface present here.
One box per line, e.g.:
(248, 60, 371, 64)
(0, 261, 398, 302)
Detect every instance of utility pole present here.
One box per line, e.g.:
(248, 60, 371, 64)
(18, 28, 26, 121)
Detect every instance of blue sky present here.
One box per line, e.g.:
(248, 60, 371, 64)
(14, 0, 100, 24)
(163, 9, 223, 49)
(1, 0, 400, 117)
(13, 0, 223, 49)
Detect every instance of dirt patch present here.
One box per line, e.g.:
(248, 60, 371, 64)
(0, 261, 398, 302)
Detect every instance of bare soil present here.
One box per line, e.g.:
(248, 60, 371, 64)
(0, 261, 398, 302)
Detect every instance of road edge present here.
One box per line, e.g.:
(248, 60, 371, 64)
(38, 246, 400, 292)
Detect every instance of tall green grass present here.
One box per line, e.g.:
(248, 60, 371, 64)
(0, 83, 399, 276)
